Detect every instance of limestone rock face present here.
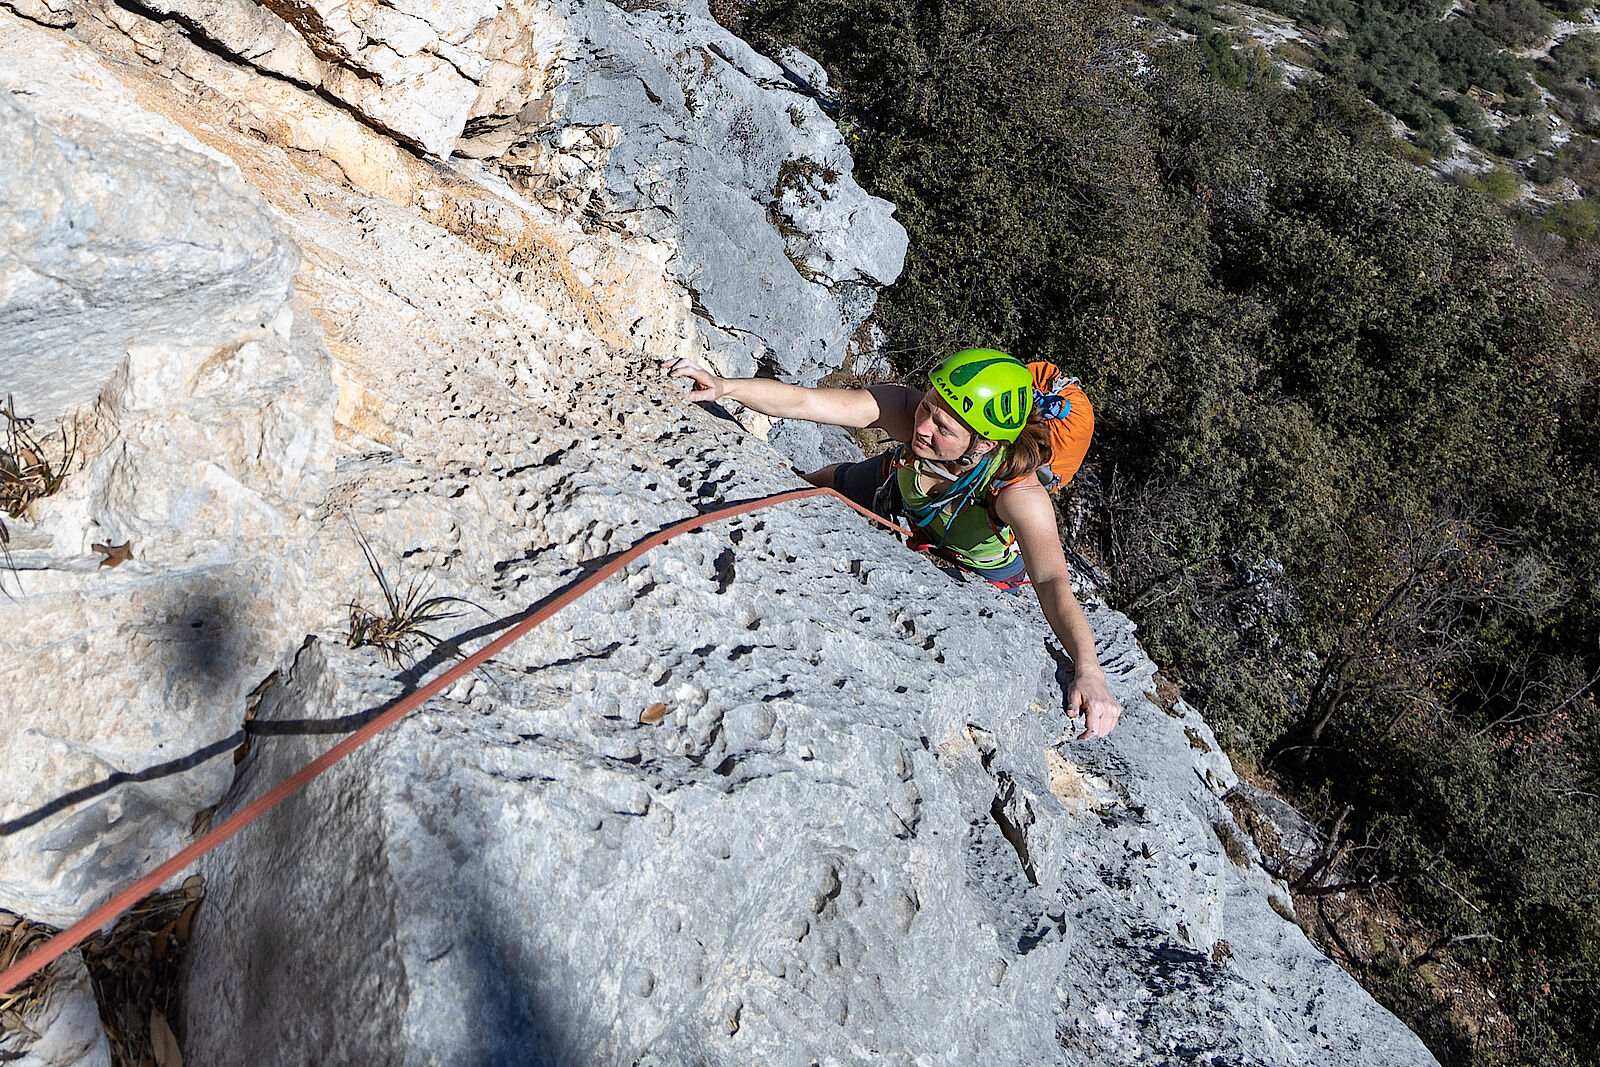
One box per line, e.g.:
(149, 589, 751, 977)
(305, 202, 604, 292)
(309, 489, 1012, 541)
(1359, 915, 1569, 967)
(0, 0, 74, 28)
(540, 0, 909, 383)
(111, 0, 562, 157)
(124, 0, 326, 85)
(0, 23, 297, 419)
(37, 0, 905, 393)
(0, 14, 335, 925)
(1, 2, 1434, 1065)
(88, 0, 906, 389)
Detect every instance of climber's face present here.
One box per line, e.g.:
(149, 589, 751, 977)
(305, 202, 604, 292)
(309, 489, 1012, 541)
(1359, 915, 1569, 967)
(910, 389, 994, 463)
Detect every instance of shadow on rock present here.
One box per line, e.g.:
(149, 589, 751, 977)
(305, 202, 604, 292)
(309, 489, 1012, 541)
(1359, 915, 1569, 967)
(154, 591, 248, 692)
(454, 918, 572, 1067)
(0, 732, 244, 836)
(1, 589, 259, 835)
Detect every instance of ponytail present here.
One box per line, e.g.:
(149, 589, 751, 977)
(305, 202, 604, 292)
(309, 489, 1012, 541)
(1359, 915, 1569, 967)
(992, 412, 1052, 486)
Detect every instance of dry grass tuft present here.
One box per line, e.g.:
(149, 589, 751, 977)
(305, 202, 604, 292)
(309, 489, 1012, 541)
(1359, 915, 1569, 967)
(0, 912, 63, 1046)
(83, 876, 204, 1067)
(0, 515, 13, 599)
(1, 394, 77, 520)
(345, 526, 482, 667)
(1, 395, 79, 597)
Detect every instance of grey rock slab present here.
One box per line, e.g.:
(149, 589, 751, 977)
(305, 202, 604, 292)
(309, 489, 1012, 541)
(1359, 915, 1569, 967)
(182, 386, 1437, 1066)
(0, 13, 298, 419)
(550, 0, 907, 385)
(764, 419, 864, 477)
(0, 944, 110, 1067)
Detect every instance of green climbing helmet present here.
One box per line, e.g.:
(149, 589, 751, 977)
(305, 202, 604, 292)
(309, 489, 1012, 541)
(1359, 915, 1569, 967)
(928, 348, 1033, 443)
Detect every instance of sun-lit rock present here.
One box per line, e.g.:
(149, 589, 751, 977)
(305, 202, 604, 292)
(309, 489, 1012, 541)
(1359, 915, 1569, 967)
(0, 2, 1438, 1064)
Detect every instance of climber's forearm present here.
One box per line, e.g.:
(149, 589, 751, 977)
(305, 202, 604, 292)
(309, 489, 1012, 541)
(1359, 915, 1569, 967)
(663, 357, 890, 428)
(1034, 574, 1103, 675)
(718, 377, 879, 425)
(1035, 574, 1123, 737)
(1002, 480, 1123, 737)
(1000, 485, 1101, 671)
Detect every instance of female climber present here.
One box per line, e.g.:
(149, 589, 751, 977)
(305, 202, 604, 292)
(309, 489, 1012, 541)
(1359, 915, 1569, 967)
(663, 348, 1123, 739)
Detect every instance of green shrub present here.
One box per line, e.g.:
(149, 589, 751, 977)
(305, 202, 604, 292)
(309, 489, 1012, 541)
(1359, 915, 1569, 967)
(1477, 0, 1553, 48)
(1547, 32, 1600, 82)
(1494, 116, 1551, 159)
(1540, 198, 1600, 242)
(1553, 135, 1600, 194)
(1271, 0, 1549, 150)
(1171, 6, 1216, 36)
(1540, 34, 1600, 137)
(1465, 165, 1524, 202)
(1271, 38, 1321, 69)
(1199, 33, 1278, 89)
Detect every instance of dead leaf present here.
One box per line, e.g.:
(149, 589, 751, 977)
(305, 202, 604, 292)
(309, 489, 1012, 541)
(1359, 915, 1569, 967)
(191, 806, 214, 836)
(152, 922, 172, 959)
(149, 1009, 182, 1067)
(92, 541, 133, 568)
(173, 898, 201, 945)
(639, 702, 668, 725)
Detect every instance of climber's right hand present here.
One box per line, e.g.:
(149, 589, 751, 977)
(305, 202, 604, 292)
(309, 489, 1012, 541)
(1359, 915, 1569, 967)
(662, 358, 728, 403)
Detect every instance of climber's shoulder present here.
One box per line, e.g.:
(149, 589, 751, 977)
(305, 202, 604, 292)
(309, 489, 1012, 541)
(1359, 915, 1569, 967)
(862, 384, 921, 440)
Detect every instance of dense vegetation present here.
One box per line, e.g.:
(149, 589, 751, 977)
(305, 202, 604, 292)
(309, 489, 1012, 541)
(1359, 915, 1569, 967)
(1266, 0, 1548, 156)
(724, 0, 1600, 1062)
(1178, 0, 1600, 196)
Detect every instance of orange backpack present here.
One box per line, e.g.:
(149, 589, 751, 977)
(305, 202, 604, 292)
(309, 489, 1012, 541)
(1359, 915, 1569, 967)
(989, 361, 1094, 497)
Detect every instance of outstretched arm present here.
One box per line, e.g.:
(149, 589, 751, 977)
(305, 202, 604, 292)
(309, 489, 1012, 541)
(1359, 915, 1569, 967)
(994, 481, 1123, 739)
(662, 358, 920, 439)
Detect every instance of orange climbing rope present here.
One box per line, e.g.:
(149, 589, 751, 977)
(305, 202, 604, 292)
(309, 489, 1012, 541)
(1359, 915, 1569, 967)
(0, 487, 911, 997)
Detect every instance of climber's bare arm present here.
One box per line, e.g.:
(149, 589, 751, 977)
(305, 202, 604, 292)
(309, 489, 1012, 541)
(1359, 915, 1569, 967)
(995, 481, 1123, 739)
(662, 358, 920, 439)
